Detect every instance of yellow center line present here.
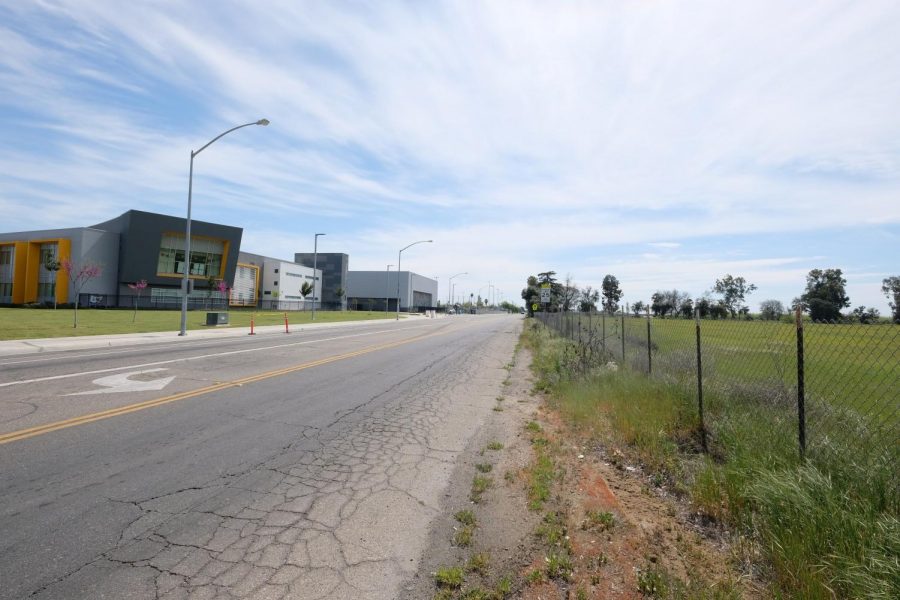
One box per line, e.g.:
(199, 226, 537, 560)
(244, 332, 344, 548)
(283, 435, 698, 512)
(0, 325, 460, 446)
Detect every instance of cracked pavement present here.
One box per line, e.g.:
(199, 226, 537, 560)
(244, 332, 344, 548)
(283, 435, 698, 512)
(0, 315, 521, 599)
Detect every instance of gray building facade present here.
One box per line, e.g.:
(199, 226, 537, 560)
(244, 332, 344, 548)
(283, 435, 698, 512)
(294, 252, 348, 310)
(346, 270, 437, 311)
(1, 209, 243, 308)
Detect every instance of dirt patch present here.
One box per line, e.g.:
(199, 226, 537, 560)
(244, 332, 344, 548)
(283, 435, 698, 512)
(512, 401, 764, 599)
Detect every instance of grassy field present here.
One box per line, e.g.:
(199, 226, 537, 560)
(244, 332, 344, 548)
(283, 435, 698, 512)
(0, 307, 398, 340)
(523, 320, 900, 599)
(554, 314, 899, 429)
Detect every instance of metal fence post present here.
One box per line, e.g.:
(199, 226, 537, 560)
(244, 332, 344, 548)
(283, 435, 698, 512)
(602, 312, 606, 355)
(646, 307, 652, 375)
(695, 309, 707, 452)
(795, 306, 806, 459)
(621, 312, 626, 364)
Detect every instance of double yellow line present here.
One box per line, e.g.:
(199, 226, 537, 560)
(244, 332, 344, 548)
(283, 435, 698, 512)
(0, 327, 448, 446)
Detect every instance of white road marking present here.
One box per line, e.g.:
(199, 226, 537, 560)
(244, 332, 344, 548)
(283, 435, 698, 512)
(65, 369, 176, 396)
(0, 322, 440, 388)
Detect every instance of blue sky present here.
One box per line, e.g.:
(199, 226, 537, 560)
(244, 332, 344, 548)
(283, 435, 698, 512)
(1, 1, 898, 312)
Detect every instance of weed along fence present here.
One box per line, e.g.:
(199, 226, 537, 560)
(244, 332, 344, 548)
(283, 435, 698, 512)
(534, 311, 899, 504)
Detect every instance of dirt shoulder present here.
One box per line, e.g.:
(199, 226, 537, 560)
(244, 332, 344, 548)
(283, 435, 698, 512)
(406, 340, 762, 599)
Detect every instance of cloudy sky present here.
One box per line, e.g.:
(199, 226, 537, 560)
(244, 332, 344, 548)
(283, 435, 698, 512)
(2, 1, 898, 312)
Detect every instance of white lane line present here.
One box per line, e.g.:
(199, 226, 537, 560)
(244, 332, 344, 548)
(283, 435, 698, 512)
(0, 323, 439, 388)
(0, 322, 430, 367)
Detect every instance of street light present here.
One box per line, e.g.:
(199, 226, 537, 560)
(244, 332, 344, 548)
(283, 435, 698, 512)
(385, 264, 393, 312)
(311, 233, 325, 320)
(179, 118, 269, 336)
(447, 272, 467, 307)
(477, 284, 490, 313)
(397, 240, 432, 320)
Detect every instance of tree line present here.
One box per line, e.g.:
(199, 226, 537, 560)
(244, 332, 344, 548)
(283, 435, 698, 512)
(522, 269, 900, 323)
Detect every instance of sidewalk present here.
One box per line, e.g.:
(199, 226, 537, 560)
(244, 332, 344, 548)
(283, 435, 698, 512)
(0, 314, 433, 357)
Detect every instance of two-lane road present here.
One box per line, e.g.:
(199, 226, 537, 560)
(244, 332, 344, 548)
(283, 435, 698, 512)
(0, 314, 522, 599)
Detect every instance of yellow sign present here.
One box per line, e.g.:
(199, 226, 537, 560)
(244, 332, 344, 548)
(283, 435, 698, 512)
(532, 303, 539, 311)
(540, 283, 551, 289)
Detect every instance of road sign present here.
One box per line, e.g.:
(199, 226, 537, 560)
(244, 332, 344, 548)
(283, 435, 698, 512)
(532, 303, 539, 311)
(540, 288, 551, 303)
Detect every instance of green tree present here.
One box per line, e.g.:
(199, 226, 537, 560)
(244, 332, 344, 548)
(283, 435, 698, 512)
(651, 289, 690, 318)
(713, 274, 757, 318)
(850, 306, 880, 324)
(300, 281, 314, 299)
(521, 275, 540, 315)
(578, 286, 599, 312)
(560, 275, 579, 312)
(695, 297, 711, 318)
(601, 275, 623, 314)
(631, 300, 645, 316)
(800, 268, 850, 321)
(759, 299, 785, 321)
(882, 276, 900, 323)
(679, 298, 694, 318)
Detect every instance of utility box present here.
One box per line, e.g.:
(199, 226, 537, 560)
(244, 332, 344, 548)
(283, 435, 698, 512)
(206, 312, 229, 326)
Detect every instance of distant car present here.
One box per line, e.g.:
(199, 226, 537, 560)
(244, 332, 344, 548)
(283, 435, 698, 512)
(447, 309, 455, 315)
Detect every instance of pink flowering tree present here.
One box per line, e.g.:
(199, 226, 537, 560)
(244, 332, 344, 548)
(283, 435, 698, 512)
(216, 280, 230, 310)
(127, 279, 148, 322)
(60, 259, 102, 328)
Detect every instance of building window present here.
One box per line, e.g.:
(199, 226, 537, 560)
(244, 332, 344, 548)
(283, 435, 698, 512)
(37, 282, 56, 298)
(273, 281, 278, 286)
(0, 246, 13, 299)
(157, 233, 225, 278)
(274, 268, 279, 273)
(37, 243, 58, 298)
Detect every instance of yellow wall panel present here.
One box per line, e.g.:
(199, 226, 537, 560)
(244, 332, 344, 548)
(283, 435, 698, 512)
(56, 238, 71, 304)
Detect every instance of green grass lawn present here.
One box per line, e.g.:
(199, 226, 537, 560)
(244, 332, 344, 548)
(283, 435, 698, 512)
(568, 314, 899, 423)
(0, 307, 399, 340)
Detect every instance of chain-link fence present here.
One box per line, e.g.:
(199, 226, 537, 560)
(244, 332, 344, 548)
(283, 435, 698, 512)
(534, 311, 899, 502)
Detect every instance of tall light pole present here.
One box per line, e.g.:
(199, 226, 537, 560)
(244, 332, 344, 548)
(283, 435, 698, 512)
(447, 272, 467, 307)
(311, 233, 325, 320)
(397, 240, 432, 320)
(477, 284, 489, 313)
(385, 264, 393, 312)
(179, 118, 269, 336)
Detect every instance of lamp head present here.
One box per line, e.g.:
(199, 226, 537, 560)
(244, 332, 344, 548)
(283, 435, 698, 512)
(256, 118, 270, 126)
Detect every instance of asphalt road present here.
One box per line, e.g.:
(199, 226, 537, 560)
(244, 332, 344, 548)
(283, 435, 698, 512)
(0, 314, 522, 599)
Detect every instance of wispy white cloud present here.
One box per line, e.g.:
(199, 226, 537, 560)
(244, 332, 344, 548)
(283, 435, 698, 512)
(0, 1, 898, 312)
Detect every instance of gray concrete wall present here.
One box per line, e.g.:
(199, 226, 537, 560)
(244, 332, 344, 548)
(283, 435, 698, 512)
(347, 271, 437, 310)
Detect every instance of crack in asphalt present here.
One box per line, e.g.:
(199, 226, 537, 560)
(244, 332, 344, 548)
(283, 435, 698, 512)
(23, 319, 519, 599)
